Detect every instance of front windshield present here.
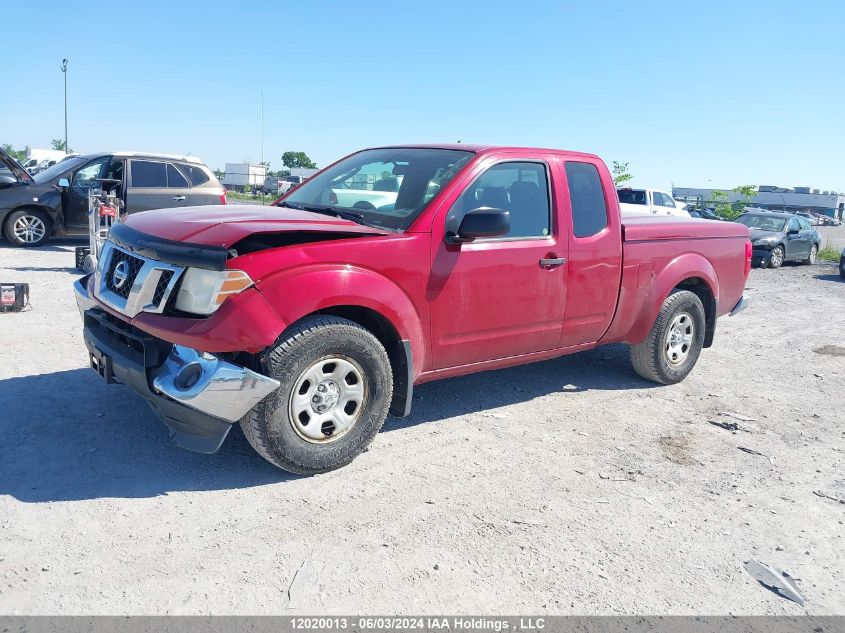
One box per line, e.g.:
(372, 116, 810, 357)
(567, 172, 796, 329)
(280, 148, 474, 230)
(33, 156, 87, 184)
(736, 214, 786, 232)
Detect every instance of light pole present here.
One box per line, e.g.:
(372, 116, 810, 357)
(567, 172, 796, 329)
(61, 58, 69, 153)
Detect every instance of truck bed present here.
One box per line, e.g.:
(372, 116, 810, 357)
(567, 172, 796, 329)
(622, 215, 749, 242)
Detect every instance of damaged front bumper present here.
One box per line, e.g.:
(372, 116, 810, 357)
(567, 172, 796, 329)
(74, 275, 279, 453)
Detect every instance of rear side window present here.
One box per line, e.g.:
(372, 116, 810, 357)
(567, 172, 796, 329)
(180, 164, 210, 187)
(566, 162, 608, 238)
(131, 160, 167, 188)
(167, 163, 189, 188)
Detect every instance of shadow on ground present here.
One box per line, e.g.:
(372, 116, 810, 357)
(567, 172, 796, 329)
(0, 344, 648, 503)
(0, 237, 85, 253)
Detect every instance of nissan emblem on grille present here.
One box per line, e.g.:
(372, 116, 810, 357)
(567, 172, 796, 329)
(112, 260, 130, 289)
(94, 241, 184, 318)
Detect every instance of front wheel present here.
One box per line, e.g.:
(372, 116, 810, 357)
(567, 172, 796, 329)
(241, 315, 393, 474)
(4, 209, 50, 247)
(768, 245, 785, 268)
(629, 289, 706, 385)
(802, 244, 818, 265)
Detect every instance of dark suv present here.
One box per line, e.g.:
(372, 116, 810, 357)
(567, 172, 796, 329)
(0, 149, 225, 247)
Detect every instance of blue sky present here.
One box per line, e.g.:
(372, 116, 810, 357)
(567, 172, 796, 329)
(2, 0, 843, 191)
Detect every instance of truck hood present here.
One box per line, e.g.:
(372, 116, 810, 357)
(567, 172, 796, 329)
(122, 204, 392, 247)
(622, 215, 749, 241)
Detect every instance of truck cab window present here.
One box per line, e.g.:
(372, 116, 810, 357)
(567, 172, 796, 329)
(566, 162, 608, 238)
(448, 162, 551, 238)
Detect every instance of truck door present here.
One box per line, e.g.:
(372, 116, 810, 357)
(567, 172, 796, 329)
(428, 155, 568, 369)
(558, 160, 623, 347)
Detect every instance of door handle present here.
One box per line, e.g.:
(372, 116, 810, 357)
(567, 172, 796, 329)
(539, 257, 566, 268)
(172, 195, 186, 201)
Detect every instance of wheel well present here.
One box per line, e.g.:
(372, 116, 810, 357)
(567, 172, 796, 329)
(314, 305, 411, 416)
(674, 277, 716, 348)
(4, 205, 54, 235)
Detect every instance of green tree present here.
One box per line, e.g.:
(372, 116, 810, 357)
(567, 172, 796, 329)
(1, 144, 26, 161)
(281, 151, 317, 169)
(732, 185, 757, 208)
(50, 139, 72, 152)
(710, 185, 757, 220)
(710, 189, 736, 220)
(260, 161, 272, 177)
(611, 161, 633, 186)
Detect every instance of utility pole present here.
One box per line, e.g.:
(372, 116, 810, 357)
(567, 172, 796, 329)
(260, 91, 264, 166)
(61, 58, 69, 153)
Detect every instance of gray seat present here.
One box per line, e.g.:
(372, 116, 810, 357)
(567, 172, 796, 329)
(508, 180, 544, 236)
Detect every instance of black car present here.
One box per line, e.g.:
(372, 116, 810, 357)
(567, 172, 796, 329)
(0, 148, 224, 247)
(735, 210, 821, 269)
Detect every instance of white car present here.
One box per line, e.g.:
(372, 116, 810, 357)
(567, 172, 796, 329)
(617, 188, 690, 217)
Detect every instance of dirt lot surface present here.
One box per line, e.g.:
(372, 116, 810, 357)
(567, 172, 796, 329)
(0, 238, 843, 616)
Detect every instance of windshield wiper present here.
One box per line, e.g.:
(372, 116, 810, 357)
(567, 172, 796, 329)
(279, 201, 378, 227)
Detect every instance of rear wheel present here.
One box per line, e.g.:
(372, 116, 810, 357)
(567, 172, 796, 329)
(630, 289, 706, 385)
(241, 315, 393, 474)
(802, 244, 817, 265)
(768, 245, 785, 268)
(4, 209, 50, 247)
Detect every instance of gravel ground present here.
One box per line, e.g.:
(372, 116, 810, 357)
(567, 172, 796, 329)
(0, 237, 843, 616)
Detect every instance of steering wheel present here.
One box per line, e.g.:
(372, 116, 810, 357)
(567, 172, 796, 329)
(352, 200, 376, 211)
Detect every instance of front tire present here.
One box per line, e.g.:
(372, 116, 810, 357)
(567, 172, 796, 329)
(630, 289, 706, 385)
(241, 316, 393, 474)
(4, 209, 50, 247)
(768, 245, 785, 268)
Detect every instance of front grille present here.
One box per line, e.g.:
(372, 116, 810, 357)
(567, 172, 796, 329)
(152, 270, 174, 307)
(105, 249, 144, 299)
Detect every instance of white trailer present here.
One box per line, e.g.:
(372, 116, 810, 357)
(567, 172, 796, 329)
(222, 163, 266, 189)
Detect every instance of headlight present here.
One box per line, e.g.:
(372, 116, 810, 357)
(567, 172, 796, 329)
(752, 236, 778, 247)
(174, 268, 253, 315)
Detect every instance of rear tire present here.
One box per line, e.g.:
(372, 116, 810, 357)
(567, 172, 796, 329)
(802, 244, 818, 265)
(241, 315, 393, 474)
(4, 209, 50, 247)
(630, 289, 706, 385)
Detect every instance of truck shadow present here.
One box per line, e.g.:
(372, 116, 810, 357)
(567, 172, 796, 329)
(0, 345, 652, 502)
(386, 343, 654, 432)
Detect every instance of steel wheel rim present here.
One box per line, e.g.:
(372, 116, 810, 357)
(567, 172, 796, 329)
(288, 355, 367, 443)
(664, 312, 694, 367)
(809, 246, 817, 264)
(770, 247, 783, 267)
(13, 215, 46, 243)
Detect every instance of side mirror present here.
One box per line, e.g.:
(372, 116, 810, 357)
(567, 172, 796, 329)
(57, 178, 70, 188)
(447, 207, 510, 243)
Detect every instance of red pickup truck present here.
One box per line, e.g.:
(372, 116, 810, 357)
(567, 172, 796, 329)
(74, 145, 751, 474)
